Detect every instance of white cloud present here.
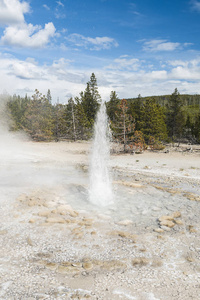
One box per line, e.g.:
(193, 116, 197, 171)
(190, 0, 200, 12)
(168, 58, 200, 68)
(129, 3, 143, 17)
(146, 70, 168, 80)
(0, 0, 30, 26)
(66, 33, 119, 50)
(1, 22, 56, 48)
(0, 0, 56, 49)
(143, 39, 181, 52)
(106, 56, 141, 71)
(170, 65, 200, 80)
(43, 4, 50, 10)
(170, 66, 193, 79)
(56, 1, 64, 7)
(9, 60, 44, 80)
(0, 55, 91, 102)
(0, 54, 200, 103)
(168, 60, 189, 67)
(55, 11, 66, 19)
(55, 0, 65, 18)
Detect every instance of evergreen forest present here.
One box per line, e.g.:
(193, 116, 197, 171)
(5, 73, 200, 152)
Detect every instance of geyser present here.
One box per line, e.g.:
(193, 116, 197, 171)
(89, 102, 113, 206)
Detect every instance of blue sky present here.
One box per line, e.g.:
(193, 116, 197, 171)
(0, 0, 200, 102)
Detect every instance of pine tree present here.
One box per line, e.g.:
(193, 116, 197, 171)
(89, 73, 101, 102)
(106, 91, 119, 122)
(130, 94, 143, 131)
(183, 114, 195, 141)
(139, 98, 168, 143)
(7, 95, 29, 130)
(47, 89, 52, 104)
(53, 103, 67, 141)
(74, 97, 91, 139)
(80, 73, 101, 126)
(166, 88, 185, 141)
(24, 89, 54, 140)
(193, 112, 200, 143)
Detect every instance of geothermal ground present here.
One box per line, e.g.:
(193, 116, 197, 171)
(0, 135, 200, 299)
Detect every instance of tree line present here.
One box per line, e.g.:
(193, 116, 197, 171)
(6, 73, 200, 151)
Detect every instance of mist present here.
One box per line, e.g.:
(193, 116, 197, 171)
(0, 97, 70, 196)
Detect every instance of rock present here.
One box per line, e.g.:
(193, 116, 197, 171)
(61, 261, 72, 267)
(114, 181, 143, 188)
(188, 225, 197, 233)
(71, 262, 82, 268)
(38, 210, 52, 218)
(98, 214, 111, 220)
(29, 219, 36, 224)
(72, 228, 84, 238)
(132, 257, 149, 266)
(151, 259, 163, 267)
(158, 215, 174, 222)
(65, 219, 72, 224)
(91, 231, 96, 235)
(74, 232, 84, 239)
(16, 194, 28, 202)
(184, 193, 200, 201)
(117, 231, 137, 242)
(186, 255, 195, 262)
(37, 252, 52, 258)
(69, 211, 79, 218)
(45, 262, 58, 271)
(157, 235, 165, 239)
(78, 220, 93, 227)
(168, 189, 181, 195)
(101, 260, 127, 271)
(28, 201, 37, 207)
(139, 248, 147, 252)
(154, 228, 164, 233)
(174, 219, 183, 225)
(160, 220, 175, 228)
(53, 205, 79, 217)
(118, 220, 133, 226)
(109, 230, 137, 241)
(27, 237, 34, 246)
(33, 293, 47, 300)
(54, 204, 73, 215)
(45, 217, 65, 224)
(161, 225, 171, 232)
(190, 228, 197, 233)
(171, 211, 181, 218)
(0, 229, 8, 235)
(152, 207, 161, 211)
(43, 201, 56, 208)
(72, 227, 82, 234)
(40, 222, 52, 227)
(29, 196, 45, 207)
(57, 265, 80, 274)
(83, 262, 93, 271)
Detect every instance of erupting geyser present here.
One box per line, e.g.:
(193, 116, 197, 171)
(89, 102, 113, 206)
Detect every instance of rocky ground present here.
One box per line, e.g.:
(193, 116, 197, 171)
(0, 137, 200, 299)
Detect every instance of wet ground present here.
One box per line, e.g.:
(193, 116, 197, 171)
(0, 139, 200, 299)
